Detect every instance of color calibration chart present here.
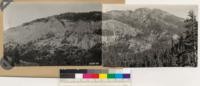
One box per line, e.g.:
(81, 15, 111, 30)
(59, 69, 132, 86)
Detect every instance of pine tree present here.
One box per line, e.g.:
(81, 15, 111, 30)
(175, 10, 198, 67)
(184, 11, 197, 48)
(163, 10, 198, 67)
(183, 10, 198, 66)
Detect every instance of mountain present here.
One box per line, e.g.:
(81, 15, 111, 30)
(102, 8, 189, 67)
(4, 11, 102, 66)
(4, 8, 191, 67)
(103, 8, 186, 52)
(104, 8, 185, 34)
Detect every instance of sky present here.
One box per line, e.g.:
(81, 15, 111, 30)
(4, 3, 102, 30)
(4, 3, 198, 30)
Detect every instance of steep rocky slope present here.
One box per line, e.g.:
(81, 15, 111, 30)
(4, 11, 102, 66)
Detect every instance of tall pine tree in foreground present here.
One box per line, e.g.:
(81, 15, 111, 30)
(182, 10, 198, 66)
(171, 10, 198, 67)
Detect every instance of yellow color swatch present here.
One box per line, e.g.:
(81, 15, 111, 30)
(99, 74, 107, 79)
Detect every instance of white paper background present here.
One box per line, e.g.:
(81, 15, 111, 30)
(0, 0, 200, 86)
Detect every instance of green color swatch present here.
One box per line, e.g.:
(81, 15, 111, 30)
(107, 74, 115, 79)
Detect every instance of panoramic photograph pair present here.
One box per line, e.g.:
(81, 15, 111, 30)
(3, 3, 198, 67)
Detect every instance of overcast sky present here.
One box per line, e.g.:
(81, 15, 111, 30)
(4, 3, 198, 30)
(104, 4, 198, 18)
(4, 3, 101, 30)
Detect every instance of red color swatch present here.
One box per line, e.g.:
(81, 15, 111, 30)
(83, 74, 99, 79)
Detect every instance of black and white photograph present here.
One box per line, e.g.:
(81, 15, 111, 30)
(3, 3, 102, 66)
(102, 5, 198, 67)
